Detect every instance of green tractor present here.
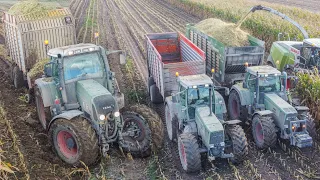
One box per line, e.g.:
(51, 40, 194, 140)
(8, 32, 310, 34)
(35, 43, 163, 166)
(228, 65, 317, 149)
(165, 74, 248, 173)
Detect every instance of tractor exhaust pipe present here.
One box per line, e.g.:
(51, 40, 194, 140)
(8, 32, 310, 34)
(255, 72, 260, 105)
(209, 86, 213, 116)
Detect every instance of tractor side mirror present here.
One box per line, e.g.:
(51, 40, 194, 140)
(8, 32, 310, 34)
(120, 53, 126, 65)
(44, 63, 53, 77)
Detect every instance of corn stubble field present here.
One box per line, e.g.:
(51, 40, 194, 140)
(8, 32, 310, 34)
(0, 0, 320, 179)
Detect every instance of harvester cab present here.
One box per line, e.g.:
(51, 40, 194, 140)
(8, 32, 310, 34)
(228, 65, 317, 149)
(166, 73, 248, 173)
(34, 43, 154, 166)
(299, 39, 320, 70)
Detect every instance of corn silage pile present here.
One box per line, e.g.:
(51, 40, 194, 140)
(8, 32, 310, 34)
(195, 18, 250, 47)
(8, 0, 56, 16)
(28, 58, 50, 79)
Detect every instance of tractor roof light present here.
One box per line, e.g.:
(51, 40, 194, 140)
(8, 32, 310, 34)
(114, 111, 120, 118)
(205, 84, 209, 87)
(244, 62, 249, 67)
(68, 51, 74, 56)
(175, 72, 179, 77)
(211, 68, 215, 73)
(192, 85, 197, 89)
(89, 47, 95, 51)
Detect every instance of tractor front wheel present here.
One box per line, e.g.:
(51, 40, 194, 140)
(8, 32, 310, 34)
(226, 125, 248, 163)
(127, 104, 164, 149)
(305, 113, 317, 139)
(121, 111, 152, 157)
(35, 86, 51, 129)
(252, 115, 277, 149)
(178, 133, 201, 173)
(49, 117, 99, 166)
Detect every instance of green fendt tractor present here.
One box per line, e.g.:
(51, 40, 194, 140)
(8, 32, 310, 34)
(228, 65, 317, 149)
(146, 32, 248, 173)
(35, 43, 163, 166)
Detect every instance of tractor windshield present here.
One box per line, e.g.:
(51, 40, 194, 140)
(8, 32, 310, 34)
(188, 87, 211, 106)
(63, 52, 104, 81)
(258, 75, 281, 92)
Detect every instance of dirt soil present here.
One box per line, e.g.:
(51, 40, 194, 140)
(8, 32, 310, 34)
(255, 0, 320, 12)
(0, 0, 320, 179)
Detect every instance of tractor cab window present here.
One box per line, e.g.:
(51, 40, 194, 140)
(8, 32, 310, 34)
(258, 75, 281, 92)
(247, 74, 256, 90)
(63, 52, 104, 81)
(50, 57, 59, 77)
(187, 86, 211, 119)
(301, 47, 320, 67)
(179, 85, 187, 106)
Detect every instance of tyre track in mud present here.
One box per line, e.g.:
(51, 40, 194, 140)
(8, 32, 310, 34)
(75, 0, 90, 39)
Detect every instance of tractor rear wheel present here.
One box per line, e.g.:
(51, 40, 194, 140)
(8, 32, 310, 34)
(128, 104, 164, 149)
(35, 86, 51, 129)
(228, 90, 244, 120)
(178, 133, 201, 173)
(252, 115, 277, 149)
(13, 66, 25, 89)
(49, 117, 99, 166)
(226, 125, 248, 163)
(150, 84, 163, 104)
(121, 111, 152, 157)
(165, 104, 178, 141)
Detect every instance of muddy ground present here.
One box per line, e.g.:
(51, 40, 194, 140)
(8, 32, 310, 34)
(0, 0, 320, 179)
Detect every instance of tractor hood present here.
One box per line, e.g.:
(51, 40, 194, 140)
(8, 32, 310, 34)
(264, 93, 297, 128)
(195, 106, 224, 149)
(76, 79, 118, 121)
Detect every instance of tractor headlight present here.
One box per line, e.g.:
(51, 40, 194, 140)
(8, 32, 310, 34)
(114, 111, 120, 117)
(99, 114, 106, 120)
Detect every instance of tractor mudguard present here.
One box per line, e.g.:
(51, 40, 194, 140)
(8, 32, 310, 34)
(224, 119, 242, 125)
(253, 110, 273, 117)
(48, 110, 84, 129)
(35, 78, 59, 107)
(230, 85, 251, 106)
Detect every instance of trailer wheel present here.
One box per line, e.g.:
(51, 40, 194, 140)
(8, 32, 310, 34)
(148, 77, 155, 94)
(35, 86, 51, 129)
(178, 133, 201, 173)
(49, 117, 99, 166)
(165, 104, 178, 141)
(228, 90, 245, 120)
(13, 66, 25, 89)
(121, 111, 152, 157)
(252, 115, 277, 149)
(226, 125, 248, 163)
(128, 104, 164, 149)
(150, 84, 163, 104)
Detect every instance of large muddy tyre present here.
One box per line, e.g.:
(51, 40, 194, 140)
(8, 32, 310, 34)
(165, 104, 178, 141)
(305, 113, 317, 139)
(121, 111, 152, 157)
(13, 66, 25, 89)
(252, 115, 277, 149)
(228, 90, 245, 120)
(49, 117, 99, 166)
(128, 104, 164, 149)
(150, 84, 163, 104)
(178, 133, 201, 173)
(35, 86, 51, 129)
(226, 125, 248, 163)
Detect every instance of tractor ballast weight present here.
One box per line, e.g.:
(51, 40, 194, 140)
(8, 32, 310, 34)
(34, 43, 162, 166)
(146, 32, 248, 173)
(228, 65, 316, 148)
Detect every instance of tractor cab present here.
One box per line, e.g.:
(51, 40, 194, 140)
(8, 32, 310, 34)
(176, 74, 226, 120)
(300, 38, 320, 69)
(243, 66, 288, 105)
